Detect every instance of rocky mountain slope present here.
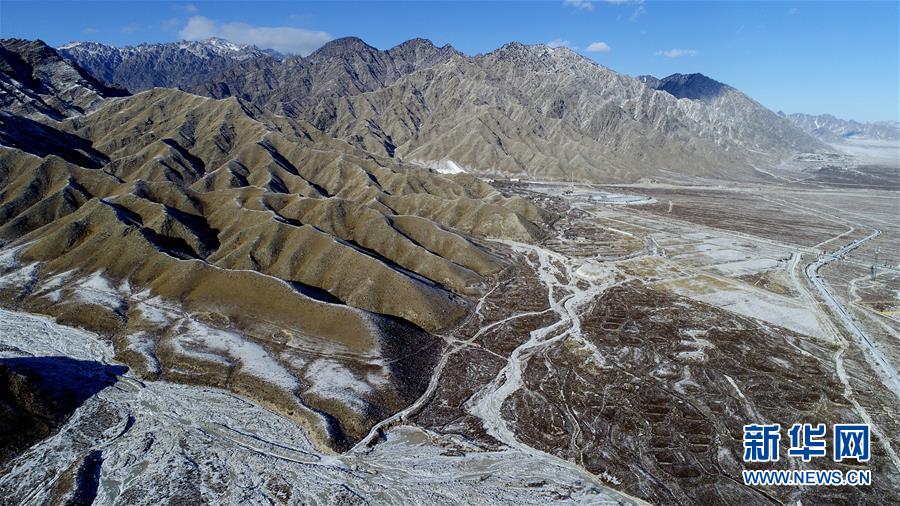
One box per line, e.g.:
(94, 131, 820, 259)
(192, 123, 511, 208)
(1, 38, 127, 120)
(195, 37, 460, 120)
(51, 36, 828, 183)
(782, 112, 900, 142)
(0, 38, 549, 451)
(193, 40, 826, 182)
(640, 72, 827, 159)
(58, 38, 274, 92)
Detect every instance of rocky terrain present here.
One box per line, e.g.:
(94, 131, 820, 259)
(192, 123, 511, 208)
(193, 38, 828, 182)
(1, 39, 127, 120)
(784, 112, 900, 142)
(0, 35, 898, 505)
(58, 38, 275, 93)
(0, 38, 551, 453)
(640, 73, 827, 157)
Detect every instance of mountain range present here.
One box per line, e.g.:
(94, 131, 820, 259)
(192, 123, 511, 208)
(0, 34, 888, 453)
(0, 37, 548, 450)
(55, 36, 833, 183)
(781, 111, 900, 142)
(58, 37, 278, 92)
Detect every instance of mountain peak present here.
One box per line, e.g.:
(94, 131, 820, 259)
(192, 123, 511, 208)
(307, 37, 377, 62)
(387, 38, 461, 70)
(482, 41, 601, 75)
(392, 38, 437, 50)
(655, 72, 732, 101)
(487, 41, 578, 61)
(637, 74, 661, 88)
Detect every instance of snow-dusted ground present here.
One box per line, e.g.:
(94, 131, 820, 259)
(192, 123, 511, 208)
(661, 274, 827, 337)
(0, 308, 641, 505)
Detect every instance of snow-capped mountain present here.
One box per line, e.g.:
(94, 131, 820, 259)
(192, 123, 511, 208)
(58, 38, 277, 92)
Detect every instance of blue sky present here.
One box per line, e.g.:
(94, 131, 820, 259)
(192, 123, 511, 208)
(2, 1, 898, 122)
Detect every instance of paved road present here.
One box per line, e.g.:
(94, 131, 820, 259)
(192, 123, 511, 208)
(804, 228, 900, 398)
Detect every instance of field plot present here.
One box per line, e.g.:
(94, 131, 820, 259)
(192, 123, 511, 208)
(659, 273, 827, 337)
(632, 187, 853, 248)
(568, 195, 829, 337)
(503, 282, 899, 504)
(654, 231, 791, 277)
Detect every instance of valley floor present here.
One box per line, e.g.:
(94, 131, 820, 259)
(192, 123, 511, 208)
(2, 180, 898, 504)
(0, 308, 641, 505)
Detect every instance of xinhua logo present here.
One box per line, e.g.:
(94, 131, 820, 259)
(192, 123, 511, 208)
(743, 423, 870, 463)
(741, 423, 872, 487)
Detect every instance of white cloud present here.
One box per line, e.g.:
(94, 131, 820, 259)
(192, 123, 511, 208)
(563, 0, 594, 11)
(655, 48, 697, 58)
(174, 3, 199, 14)
(82, 27, 98, 35)
(607, 0, 643, 4)
(585, 41, 611, 53)
(179, 16, 332, 55)
(547, 39, 573, 49)
(788, 7, 799, 15)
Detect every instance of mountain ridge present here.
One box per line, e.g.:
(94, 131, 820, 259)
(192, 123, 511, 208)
(189, 37, 826, 183)
(639, 71, 827, 160)
(58, 37, 277, 92)
(782, 111, 900, 142)
(0, 38, 128, 120)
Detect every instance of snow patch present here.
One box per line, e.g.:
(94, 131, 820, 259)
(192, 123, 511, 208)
(73, 270, 125, 309)
(411, 159, 470, 174)
(39, 269, 77, 292)
(0, 245, 38, 291)
(305, 359, 372, 412)
(125, 331, 161, 374)
(0, 262, 38, 290)
(135, 297, 180, 327)
(173, 320, 299, 390)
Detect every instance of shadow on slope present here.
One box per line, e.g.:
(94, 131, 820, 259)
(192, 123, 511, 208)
(0, 356, 127, 466)
(0, 114, 109, 169)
